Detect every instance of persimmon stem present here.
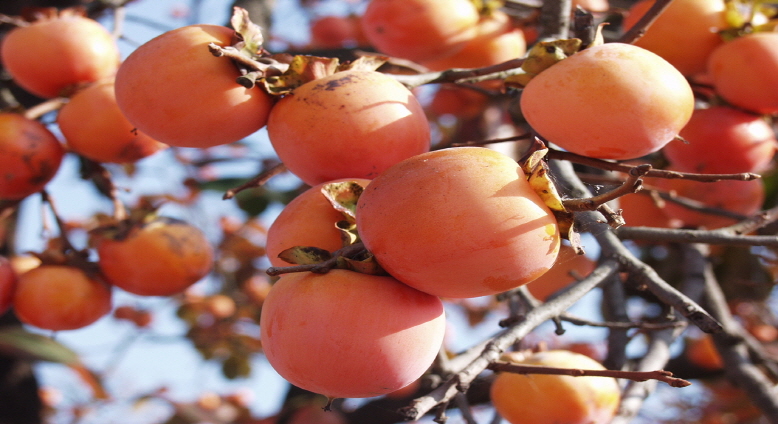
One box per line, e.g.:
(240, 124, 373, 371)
(40, 190, 77, 253)
(563, 164, 650, 212)
(265, 242, 367, 276)
(487, 361, 692, 388)
(22, 98, 67, 120)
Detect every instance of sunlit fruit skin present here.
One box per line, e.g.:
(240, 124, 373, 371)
(356, 147, 560, 299)
(114, 24, 273, 148)
(707, 32, 778, 115)
(0, 256, 17, 315)
(13, 265, 112, 331)
(656, 175, 764, 229)
(0, 16, 120, 98)
(623, 0, 727, 76)
(259, 270, 446, 399)
(360, 0, 480, 62)
(663, 106, 776, 174)
(521, 43, 694, 160)
(265, 178, 370, 268)
(420, 11, 527, 73)
(267, 70, 430, 186)
(57, 78, 167, 164)
(526, 245, 594, 301)
(491, 350, 621, 424)
(96, 217, 214, 296)
(0, 113, 65, 200)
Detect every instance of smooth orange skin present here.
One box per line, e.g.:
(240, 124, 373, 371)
(526, 245, 594, 301)
(618, 192, 681, 229)
(656, 176, 764, 229)
(521, 43, 694, 160)
(0, 113, 65, 200)
(623, 0, 727, 76)
(13, 265, 112, 331)
(0, 256, 17, 315)
(708, 32, 778, 115)
(421, 11, 526, 73)
(114, 24, 273, 148)
(356, 147, 560, 299)
(664, 106, 776, 174)
(360, 0, 479, 62)
(0, 16, 120, 98)
(309, 15, 365, 49)
(491, 350, 621, 424)
(57, 78, 167, 164)
(96, 218, 214, 296)
(267, 70, 430, 186)
(259, 270, 446, 399)
(265, 178, 370, 268)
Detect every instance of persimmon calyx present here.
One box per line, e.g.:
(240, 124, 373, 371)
(505, 38, 582, 88)
(262, 55, 387, 95)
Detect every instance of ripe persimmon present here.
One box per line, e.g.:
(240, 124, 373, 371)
(360, 0, 480, 62)
(686, 334, 724, 370)
(267, 70, 429, 186)
(655, 175, 764, 229)
(525, 245, 594, 301)
(114, 24, 274, 148)
(309, 15, 366, 49)
(356, 147, 560, 299)
(95, 217, 214, 296)
(520, 43, 694, 160)
(491, 350, 621, 424)
(707, 32, 778, 115)
(0, 256, 17, 315)
(265, 179, 370, 268)
(623, 0, 727, 76)
(259, 269, 446, 399)
(57, 78, 167, 164)
(13, 265, 112, 331)
(0, 13, 120, 98)
(420, 11, 526, 74)
(663, 106, 776, 174)
(0, 113, 65, 200)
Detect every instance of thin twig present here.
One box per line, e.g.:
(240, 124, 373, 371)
(559, 312, 687, 331)
(618, 0, 675, 44)
(547, 149, 761, 182)
(223, 163, 287, 200)
(615, 226, 778, 247)
(390, 58, 526, 89)
(487, 362, 691, 387)
(563, 165, 649, 212)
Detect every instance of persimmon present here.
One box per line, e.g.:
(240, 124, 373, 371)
(420, 11, 526, 74)
(623, 0, 727, 76)
(259, 269, 446, 399)
(491, 350, 621, 424)
(520, 43, 694, 160)
(356, 147, 560, 299)
(618, 191, 681, 228)
(360, 0, 480, 62)
(267, 70, 430, 186)
(309, 15, 366, 49)
(525, 245, 594, 301)
(663, 106, 776, 174)
(95, 217, 214, 296)
(0, 113, 65, 200)
(0, 14, 120, 98)
(707, 32, 778, 115)
(655, 175, 764, 229)
(265, 179, 370, 268)
(428, 85, 490, 120)
(686, 334, 723, 370)
(57, 78, 167, 164)
(114, 24, 274, 148)
(0, 256, 17, 315)
(13, 265, 112, 331)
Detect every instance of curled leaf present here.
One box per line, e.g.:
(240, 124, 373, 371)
(230, 6, 264, 57)
(321, 181, 366, 222)
(277, 246, 332, 265)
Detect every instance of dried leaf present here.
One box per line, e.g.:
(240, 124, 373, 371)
(340, 55, 387, 72)
(321, 181, 366, 221)
(262, 55, 341, 95)
(230, 6, 264, 57)
(336, 253, 387, 275)
(277, 246, 332, 265)
(505, 39, 582, 88)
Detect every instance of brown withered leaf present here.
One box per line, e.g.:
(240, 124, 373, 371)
(277, 246, 332, 265)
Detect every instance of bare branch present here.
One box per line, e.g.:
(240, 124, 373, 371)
(487, 362, 691, 387)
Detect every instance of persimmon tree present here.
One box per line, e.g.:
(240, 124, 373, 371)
(0, 0, 777, 423)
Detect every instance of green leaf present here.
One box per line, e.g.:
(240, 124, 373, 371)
(0, 327, 80, 365)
